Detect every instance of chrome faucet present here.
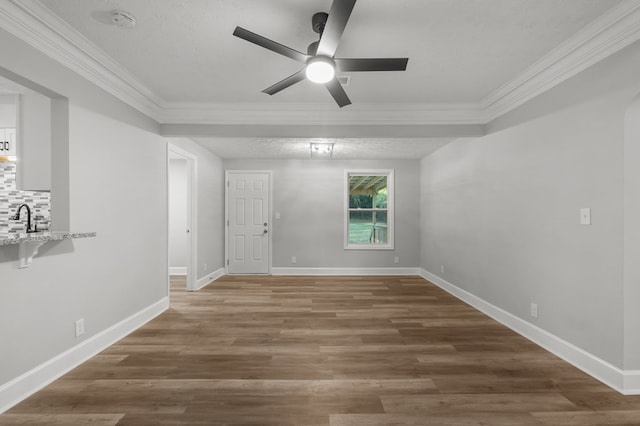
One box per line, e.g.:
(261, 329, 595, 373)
(10, 204, 35, 233)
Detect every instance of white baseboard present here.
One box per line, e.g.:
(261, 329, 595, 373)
(169, 267, 186, 275)
(623, 370, 640, 395)
(419, 268, 639, 395)
(195, 267, 225, 291)
(0, 297, 169, 414)
(271, 267, 421, 276)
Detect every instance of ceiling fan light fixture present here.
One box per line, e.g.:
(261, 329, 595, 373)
(305, 56, 335, 84)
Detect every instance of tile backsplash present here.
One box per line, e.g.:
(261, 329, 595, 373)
(0, 161, 50, 234)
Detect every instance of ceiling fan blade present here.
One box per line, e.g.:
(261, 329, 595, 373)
(262, 69, 306, 95)
(233, 26, 309, 63)
(326, 78, 351, 108)
(335, 58, 409, 72)
(316, 0, 357, 57)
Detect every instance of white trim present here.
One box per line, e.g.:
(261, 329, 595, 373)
(157, 102, 488, 126)
(0, 297, 169, 414)
(195, 267, 225, 291)
(623, 371, 640, 395)
(484, 1, 640, 120)
(1, 0, 163, 120)
(344, 169, 395, 251)
(169, 267, 186, 275)
(3, 1, 639, 126)
(419, 268, 640, 395)
(272, 267, 421, 276)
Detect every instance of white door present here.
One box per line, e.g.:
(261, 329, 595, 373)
(227, 172, 270, 274)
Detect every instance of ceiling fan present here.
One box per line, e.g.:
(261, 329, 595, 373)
(233, 0, 409, 108)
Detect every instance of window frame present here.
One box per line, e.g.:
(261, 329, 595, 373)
(344, 169, 395, 250)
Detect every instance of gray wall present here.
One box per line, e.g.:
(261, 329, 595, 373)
(169, 138, 225, 279)
(0, 29, 168, 389)
(0, 102, 168, 384)
(224, 159, 420, 269)
(420, 40, 640, 369)
(169, 158, 188, 269)
(624, 93, 640, 370)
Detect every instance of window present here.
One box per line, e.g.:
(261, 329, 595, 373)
(344, 170, 394, 250)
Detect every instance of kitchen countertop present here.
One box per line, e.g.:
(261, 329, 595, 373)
(0, 231, 97, 246)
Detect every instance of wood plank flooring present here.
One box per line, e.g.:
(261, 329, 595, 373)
(3, 275, 640, 425)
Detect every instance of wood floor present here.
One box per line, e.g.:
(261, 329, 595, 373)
(3, 275, 640, 425)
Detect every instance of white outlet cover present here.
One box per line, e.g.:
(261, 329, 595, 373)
(75, 319, 85, 337)
(580, 208, 591, 225)
(530, 303, 538, 318)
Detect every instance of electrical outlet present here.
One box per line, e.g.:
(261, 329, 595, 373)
(291, 256, 297, 264)
(393, 256, 399, 264)
(530, 303, 539, 318)
(75, 318, 85, 338)
(204, 263, 207, 271)
(440, 264, 444, 274)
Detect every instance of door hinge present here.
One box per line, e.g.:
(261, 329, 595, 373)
(227, 219, 229, 226)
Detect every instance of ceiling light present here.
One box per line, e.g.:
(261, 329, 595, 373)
(305, 57, 335, 84)
(310, 143, 334, 157)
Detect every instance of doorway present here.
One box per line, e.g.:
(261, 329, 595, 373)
(168, 145, 197, 291)
(225, 170, 271, 274)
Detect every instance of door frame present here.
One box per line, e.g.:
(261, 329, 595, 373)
(168, 144, 198, 292)
(225, 170, 273, 275)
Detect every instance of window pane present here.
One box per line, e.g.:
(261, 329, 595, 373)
(349, 176, 387, 209)
(348, 211, 388, 244)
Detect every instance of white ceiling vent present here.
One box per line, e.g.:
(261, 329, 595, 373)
(111, 10, 136, 29)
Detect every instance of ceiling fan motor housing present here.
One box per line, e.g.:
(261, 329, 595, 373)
(232, 0, 408, 108)
(312, 12, 328, 34)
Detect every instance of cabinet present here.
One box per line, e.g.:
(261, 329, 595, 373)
(0, 128, 16, 157)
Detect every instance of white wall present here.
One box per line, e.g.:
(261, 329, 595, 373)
(224, 159, 420, 269)
(420, 40, 640, 370)
(169, 158, 187, 270)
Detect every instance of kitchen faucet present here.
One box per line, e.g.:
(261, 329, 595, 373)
(10, 204, 36, 233)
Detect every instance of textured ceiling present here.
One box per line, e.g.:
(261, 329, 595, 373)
(39, 0, 619, 105)
(16, 0, 626, 159)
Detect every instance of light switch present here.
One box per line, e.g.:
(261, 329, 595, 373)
(580, 208, 591, 225)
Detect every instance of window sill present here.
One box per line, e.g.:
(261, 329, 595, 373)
(345, 244, 395, 251)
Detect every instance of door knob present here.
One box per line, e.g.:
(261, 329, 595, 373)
(264, 229, 268, 234)
(264, 222, 268, 226)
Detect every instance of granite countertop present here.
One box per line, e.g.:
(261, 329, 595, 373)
(0, 231, 97, 246)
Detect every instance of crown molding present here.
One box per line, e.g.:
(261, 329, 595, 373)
(2, 0, 640, 127)
(1, 0, 164, 119)
(483, 0, 640, 121)
(157, 102, 488, 126)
